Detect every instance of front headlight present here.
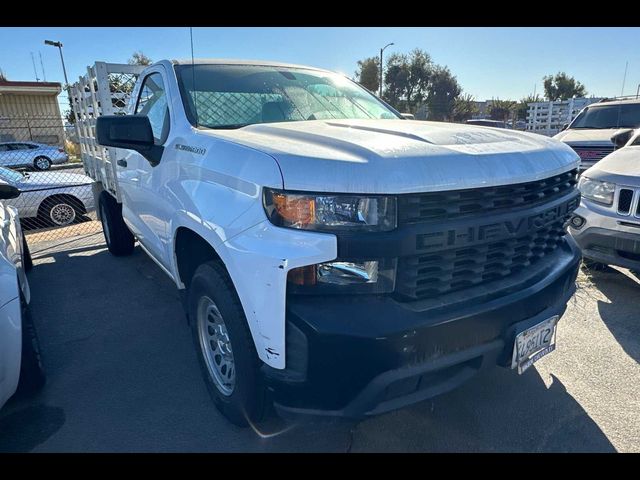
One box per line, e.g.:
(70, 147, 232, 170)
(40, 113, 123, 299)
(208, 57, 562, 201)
(263, 188, 397, 232)
(578, 177, 615, 205)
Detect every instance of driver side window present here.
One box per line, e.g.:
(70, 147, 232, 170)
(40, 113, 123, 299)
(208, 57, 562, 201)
(135, 72, 170, 145)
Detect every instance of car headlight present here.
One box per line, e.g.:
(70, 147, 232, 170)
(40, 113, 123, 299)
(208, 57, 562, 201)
(263, 188, 397, 232)
(578, 177, 615, 205)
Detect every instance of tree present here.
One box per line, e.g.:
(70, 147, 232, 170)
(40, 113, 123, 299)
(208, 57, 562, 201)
(0, 69, 6, 81)
(543, 72, 587, 101)
(489, 98, 517, 123)
(383, 48, 433, 113)
(516, 94, 543, 121)
(128, 51, 152, 66)
(355, 57, 379, 93)
(425, 66, 462, 121)
(452, 93, 478, 122)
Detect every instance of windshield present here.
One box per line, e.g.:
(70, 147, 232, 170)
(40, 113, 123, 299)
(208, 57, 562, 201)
(0, 167, 24, 184)
(570, 103, 640, 129)
(174, 64, 400, 129)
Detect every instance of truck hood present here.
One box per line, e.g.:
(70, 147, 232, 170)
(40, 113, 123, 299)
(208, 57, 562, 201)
(553, 128, 622, 145)
(582, 146, 640, 186)
(209, 119, 580, 194)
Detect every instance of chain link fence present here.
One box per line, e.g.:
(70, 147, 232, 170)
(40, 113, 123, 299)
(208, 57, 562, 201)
(0, 115, 99, 252)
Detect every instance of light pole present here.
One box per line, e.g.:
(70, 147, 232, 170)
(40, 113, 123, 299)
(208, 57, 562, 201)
(44, 40, 69, 87)
(637, 83, 640, 99)
(379, 42, 394, 98)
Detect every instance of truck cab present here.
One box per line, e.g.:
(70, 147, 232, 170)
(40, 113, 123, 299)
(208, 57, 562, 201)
(89, 59, 582, 426)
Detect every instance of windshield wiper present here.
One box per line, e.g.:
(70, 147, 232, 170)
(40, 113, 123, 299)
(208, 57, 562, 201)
(204, 123, 253, 130)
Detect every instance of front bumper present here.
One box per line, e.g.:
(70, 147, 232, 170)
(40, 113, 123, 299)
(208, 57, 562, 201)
(570, 203, 640, 270)
(265, 237, 581, 420)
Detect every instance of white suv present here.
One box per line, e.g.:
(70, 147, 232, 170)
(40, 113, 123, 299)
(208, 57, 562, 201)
(569, 130, 640, 271)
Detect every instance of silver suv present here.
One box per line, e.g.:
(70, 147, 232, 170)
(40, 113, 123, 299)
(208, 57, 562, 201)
(569, 130, 640, 270)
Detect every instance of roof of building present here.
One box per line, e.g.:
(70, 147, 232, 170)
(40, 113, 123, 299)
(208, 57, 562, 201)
(0, 80, 62, 95)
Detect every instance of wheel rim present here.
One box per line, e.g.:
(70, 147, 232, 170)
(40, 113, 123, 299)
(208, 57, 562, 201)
(49, 203, 76, 226)
(35, 157, 50, 170)
(100, 203, 111, 245)
(197, 295, 235, 396)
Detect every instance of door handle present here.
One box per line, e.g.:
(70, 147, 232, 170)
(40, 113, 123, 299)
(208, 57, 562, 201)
(117, 159, 128, 168)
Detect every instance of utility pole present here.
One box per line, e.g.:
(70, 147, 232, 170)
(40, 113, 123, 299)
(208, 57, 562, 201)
(39, 52, 47, 81)
(621, 61, 628, 97)
(379, 42, 394, 98)
(44, 40, 69, 87)
(30, 52, 40, 82)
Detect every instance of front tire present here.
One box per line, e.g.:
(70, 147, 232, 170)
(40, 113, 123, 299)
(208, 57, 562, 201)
(41, 198, 79, 227)
(98, 191, 135, 256)
(33, 156, 52, 171)
(188, 261, 266, 427)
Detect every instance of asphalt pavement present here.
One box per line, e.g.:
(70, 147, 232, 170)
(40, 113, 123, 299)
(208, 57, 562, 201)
(0, 232, 638, 452)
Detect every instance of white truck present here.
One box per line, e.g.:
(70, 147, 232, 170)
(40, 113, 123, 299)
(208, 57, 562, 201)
(554, 98, 640, 172)
(72, 59, 582, 426)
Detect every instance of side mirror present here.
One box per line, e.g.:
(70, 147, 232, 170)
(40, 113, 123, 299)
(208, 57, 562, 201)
(401, 113, 415, 120)
(611, 129, 634, 149)
(561, 123, 569, 131)
(0, 183, 20, 200)
(96, 115, 163, 166)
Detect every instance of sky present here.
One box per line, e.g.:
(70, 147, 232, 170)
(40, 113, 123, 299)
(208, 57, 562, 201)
(0, 27, 638, 114)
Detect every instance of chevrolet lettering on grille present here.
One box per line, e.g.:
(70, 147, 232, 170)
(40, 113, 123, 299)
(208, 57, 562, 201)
(416, 195, 580, 251)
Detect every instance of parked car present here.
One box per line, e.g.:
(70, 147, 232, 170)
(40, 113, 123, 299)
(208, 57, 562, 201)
(0, 167, 94, 227)
(465, 119, 512, 129)
(0, 181, 44, 409)
(0, 141, 69, 171)
(84, 59, 580, 427)
(569, 129, 640, 271)
(554, 98, 640, 172)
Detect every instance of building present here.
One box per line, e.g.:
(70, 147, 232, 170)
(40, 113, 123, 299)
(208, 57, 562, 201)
(525, 97, 603, 136)
(472, 100, 493, 119)
(0, 80, 65, 145)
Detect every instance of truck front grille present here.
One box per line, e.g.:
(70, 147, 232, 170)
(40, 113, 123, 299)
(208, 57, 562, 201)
(569, 145, 614, 164)
(397, 169, 577, 224)
(394, 170, 579, 302)
(396, 220, 567, 301)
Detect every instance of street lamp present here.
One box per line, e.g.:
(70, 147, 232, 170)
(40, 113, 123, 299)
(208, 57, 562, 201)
(379, 42, 394, 98)
(44, 40, 69, 87)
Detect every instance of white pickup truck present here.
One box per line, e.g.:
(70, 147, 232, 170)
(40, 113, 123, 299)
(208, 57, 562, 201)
(76, 59, 582, 426)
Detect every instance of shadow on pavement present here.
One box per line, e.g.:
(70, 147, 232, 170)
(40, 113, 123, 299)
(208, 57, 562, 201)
(585, 268, 640, 364)
(0, 243, 353, 452)
(0, 404, 65, 453)
(352, 364, 616, 452)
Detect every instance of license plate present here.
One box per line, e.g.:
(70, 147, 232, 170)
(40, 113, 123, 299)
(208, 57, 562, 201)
(511, 316, 558, 374)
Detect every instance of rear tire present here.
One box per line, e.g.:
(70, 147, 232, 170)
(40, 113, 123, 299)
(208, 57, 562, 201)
(99, 191, 135, 256)
(188, 261, 266, 427)
(33, 156, 52, 171)
(16, 300, 46, 395)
